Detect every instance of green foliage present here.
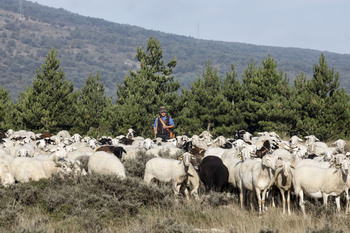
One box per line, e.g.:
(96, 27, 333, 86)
(0, 35, 349, 141)
(71, 73, 112, 136)
(114, 37, 180, 137)
(293, 54, 350, 140)
(1, 0, 350, 104)
(0, 84, 12, 129)
(176, 61, 238, 136)
(9, 48, 76, 133)
(237, 55, 293, 134)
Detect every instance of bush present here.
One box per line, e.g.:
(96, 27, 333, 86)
(124, 150, 155, 178)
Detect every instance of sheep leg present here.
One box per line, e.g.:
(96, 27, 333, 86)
(345, 190, 349, 214)
(322, 193, 328, 208)
(262, 189, 268, 212)
(287, 190, 291, 215)
(279, 188, 286, 214)
(255, 188, 262, 215)
(239, 186, 245, 209)
(335, 196, 341, 214)
(143, 174, 154, 184)
(299, 190, 306, 217)
(184, 188, 190, 200)
(249, 191, 254, 210)
(173, 181, 181, 196)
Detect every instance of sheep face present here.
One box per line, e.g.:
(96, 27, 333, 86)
(340, 159, 349, 176)
(262, 154, 277, 170)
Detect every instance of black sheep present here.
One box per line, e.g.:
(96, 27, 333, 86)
(199, 156, 229, 192)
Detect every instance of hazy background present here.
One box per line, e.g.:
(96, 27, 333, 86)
(29, 0, 350, 55)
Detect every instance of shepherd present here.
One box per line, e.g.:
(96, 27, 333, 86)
(153, 106, 175, 141)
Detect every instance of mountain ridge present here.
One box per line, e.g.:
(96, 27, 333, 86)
(1, 0, 349, 99)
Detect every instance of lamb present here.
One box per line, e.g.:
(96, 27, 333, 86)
(293, 159, 350, 216)
(144, 152, 199, 199)
(88, 151, 126, 178)
(239, 153, 277, 215)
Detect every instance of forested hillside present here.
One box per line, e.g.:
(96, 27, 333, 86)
(0, 0, 350, 99)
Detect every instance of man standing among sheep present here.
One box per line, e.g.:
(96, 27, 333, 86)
(153, 106, 175, 141)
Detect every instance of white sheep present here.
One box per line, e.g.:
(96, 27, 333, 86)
(274, 158, 293, 215)
(222, 157, 243, 193)
(334, 139, 346, 153)
(88, 151, 126, 178)
(293, 159, 350, 216)
(126, 128, 135, 139)
(175, 135, 189, 148)
(144, 152, 199, 199)
(239, 153, 277, 215)
(191, 135, 209, 150)
(271, 148, 293, 161)
(211, 135, 227, 147)
(220, 148, 239, 161)
(11, 157, 47, 183)
(15, 143, 35, 157)
(289, 135, 303, 148)
(71, 133, 82, 143)
(0, 158, 15, 186)
(203, 147, 227, 159)
(56, 130, 71, 140)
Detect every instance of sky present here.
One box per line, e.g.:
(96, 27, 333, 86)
(30, 0, 350, 54)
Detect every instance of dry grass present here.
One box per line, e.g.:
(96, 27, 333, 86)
(5, 197, 350, 233)
(2, 150, 350, 233)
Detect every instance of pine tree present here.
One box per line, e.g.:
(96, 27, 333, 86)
(114, 37, 180, 137)
(293, 54, 350, 140)
(238, 55, 292, 134)
(12, 48, 76, 133)
(176, 61, 236, 136)
(71, 73, 112, 136)
(0, 84, 12, 129)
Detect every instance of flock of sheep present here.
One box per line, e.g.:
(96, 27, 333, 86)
(0, 128, 349, 217)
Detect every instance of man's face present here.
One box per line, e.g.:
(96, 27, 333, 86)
(160, 111, 167, 117)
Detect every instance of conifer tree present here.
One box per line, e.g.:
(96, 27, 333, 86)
(0, 84, 12, 129)
(12, 48, 76, 133)
(238, 55, 293, 134)
(114, 37, 180, 137)
(72, 73, 112, 136)
(293, 54, 350, 140)
(176, 61, 236, 136)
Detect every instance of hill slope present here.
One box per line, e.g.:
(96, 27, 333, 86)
(1, 0, 350, 99)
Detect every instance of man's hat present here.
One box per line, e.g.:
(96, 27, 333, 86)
(159, 106, 167, 113)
